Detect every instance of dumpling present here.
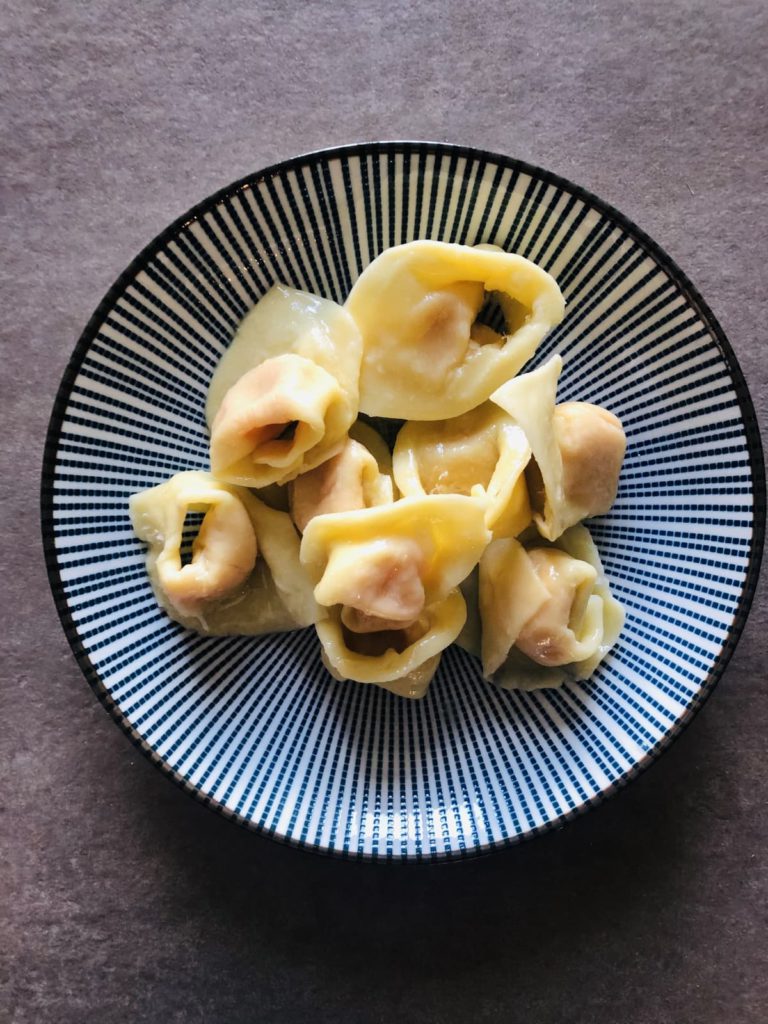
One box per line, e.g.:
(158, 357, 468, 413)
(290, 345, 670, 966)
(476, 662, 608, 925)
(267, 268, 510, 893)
(344, 241, 564, 420)
(392, 403, 531, 538)
(289, 434, 394, 533)
(300, 495, 491, 692)
(478, 525, 624, 690)
(554, 524, 625, 680)
(316, 589, 467, 699)
(207, 285, 362, 487)
(491, 355, 626, 541)
(206, 284, 361, 423)
(209, 354, 350, 488)
(130, 471, 319, 635)
(301, 495, 491, 615)
(554, 401, 626, 521)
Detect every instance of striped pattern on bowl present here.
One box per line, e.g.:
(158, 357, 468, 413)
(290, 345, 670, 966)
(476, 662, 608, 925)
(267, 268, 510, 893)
(42, 142, 765, 858)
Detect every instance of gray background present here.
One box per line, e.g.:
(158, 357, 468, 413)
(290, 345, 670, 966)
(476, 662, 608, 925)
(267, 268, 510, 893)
(3, 1, 767, 1021)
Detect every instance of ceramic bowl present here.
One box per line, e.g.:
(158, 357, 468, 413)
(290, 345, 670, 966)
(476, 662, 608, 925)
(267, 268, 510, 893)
(42, 142, 765, 858)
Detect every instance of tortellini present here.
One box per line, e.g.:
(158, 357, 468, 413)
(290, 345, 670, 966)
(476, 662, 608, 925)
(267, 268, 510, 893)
(491, 355, 626, 541)
(345, 241, 565, 420)
(392, 403, 531, 538)
(300, 496, 490, 689)
(301, 495, 491, 615)
(478, 525, 624, 690)
(208, 285, 362, 487)
(289, 434, 394, 533)
(316, 590, 467, 699)
(130, 471, 319, 635)
(131, 241, 626, 701)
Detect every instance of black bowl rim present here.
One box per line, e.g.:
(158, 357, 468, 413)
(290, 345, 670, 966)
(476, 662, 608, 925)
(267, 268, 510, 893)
(40, 140, 766, 862)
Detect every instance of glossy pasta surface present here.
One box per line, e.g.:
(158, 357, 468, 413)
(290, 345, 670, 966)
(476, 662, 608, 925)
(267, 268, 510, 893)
(130, 242, 625, 698)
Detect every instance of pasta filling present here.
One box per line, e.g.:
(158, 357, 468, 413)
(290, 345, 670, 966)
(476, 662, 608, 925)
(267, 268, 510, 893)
(314, 538, 427, 624)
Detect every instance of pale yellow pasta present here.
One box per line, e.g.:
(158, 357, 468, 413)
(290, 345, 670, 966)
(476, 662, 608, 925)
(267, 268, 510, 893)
(555, 523, 625, 680)
(301, 494, 490, 613)
(348, 419, 395, 479)
(514, 548, 603, 666)
(477, 525, 622, 690)
(345, 241, 564, 420)
(479, 537, 550, 678)
(289, 436, 394, 533)
(130, 240, 626, 700)
(210, 354, 350, 487)
(316, 589, 467, 698)
(392, 403, 531, 538)
(300, 495, 489, 691)
(130, 471, 319, 635)
(491, 355, 625, 541)
(207, 285, 362, 487)
(206, 284, 361, 423)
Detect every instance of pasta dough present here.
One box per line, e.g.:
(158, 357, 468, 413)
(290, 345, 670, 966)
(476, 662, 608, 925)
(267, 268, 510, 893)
(207, 285, 362, 486)
(300, 495, 490, 686)
(316, 589, 467, 698)
(345, 241, 564, 420)
(130, 471, 319, 635)
(289, 434, 394, 533)
(491, 356, 625, 540)
(478, 525, 623, 690)
(301, 494, 490, 614)
(206, 284, 361, 423)
(392, 403, 531, 538)
(130, 241, 626, 701)
(210, 353, 350, 487)
(554, 401, 626, 521)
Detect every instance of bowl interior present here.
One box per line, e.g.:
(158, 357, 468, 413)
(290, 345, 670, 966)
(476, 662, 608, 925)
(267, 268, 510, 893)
(43, 143, 764, 858)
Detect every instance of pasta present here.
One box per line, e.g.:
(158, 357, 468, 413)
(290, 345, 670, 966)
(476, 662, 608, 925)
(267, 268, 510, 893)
(491, 355, 626, 541)
(345, 241, 565, 420)
(208, 285, 362, 487)
(316, 589, 467, 699)
(392, 403, 531, 538)
(289, 434, 394, 533)
(130, 471, 319, 635)
(131, 240, 625, 700)
(478, 525, 624, 690)
(300, 495, 489, 688)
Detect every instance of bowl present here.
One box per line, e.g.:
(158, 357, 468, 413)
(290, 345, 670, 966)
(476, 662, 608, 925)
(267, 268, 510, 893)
(41, 142, 765, 859)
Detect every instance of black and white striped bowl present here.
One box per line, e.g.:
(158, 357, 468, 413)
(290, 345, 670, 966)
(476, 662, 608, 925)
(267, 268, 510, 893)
(42, 142, 765, 859)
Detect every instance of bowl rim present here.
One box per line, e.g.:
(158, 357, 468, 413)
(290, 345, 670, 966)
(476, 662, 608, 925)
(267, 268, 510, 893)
(40, 140, 767, 861)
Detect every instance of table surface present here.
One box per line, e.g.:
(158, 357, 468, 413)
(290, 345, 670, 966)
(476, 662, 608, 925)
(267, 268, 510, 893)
(3, 2, 767, 1021)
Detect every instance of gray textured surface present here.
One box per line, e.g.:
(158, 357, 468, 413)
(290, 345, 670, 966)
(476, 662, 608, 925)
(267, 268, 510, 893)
(2, 1, 767, 1021)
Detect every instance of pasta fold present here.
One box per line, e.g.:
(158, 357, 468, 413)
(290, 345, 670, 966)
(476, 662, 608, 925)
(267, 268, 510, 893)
(130, 471, 319, 634)
(289, 435, 394, 533)
(392, 403, 531, 538)
(207, 285, 362, 486)
(316, 589, 467, 698)
(491, 356, 625, 540)
(300, 495, 490, 691)
(345, 241, 564, 419)
(477, 525, 623, 690)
